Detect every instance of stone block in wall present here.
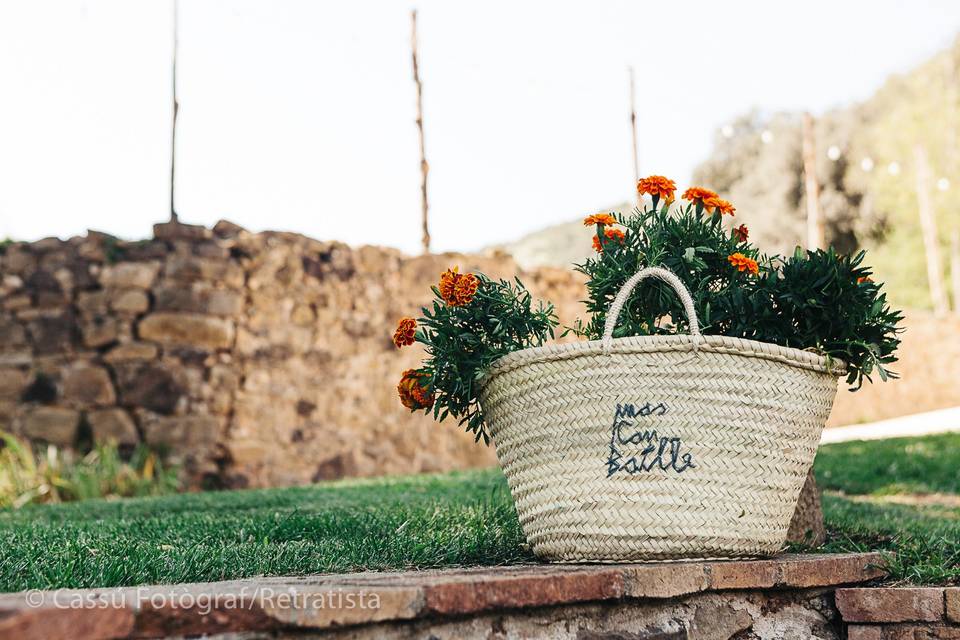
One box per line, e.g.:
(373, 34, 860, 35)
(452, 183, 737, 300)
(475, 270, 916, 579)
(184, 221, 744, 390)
(153, 282, 244, 317)
(163, 256, 245, 289)
(53, 267, 75, 294)
(0, 245, 36, 275)
(24, 269, 63, 296)
(312, 450, 358, 481)
(0, 368, 28, 401)
(86, 408, 139, 446)
(206, 289, 244, 316)
(61, 365, 116, 408)
(0, 351, 32, 367)
(0, 315, 28, 349)
(117, 240, 169, 262)
(34, 290, 70, 310)
(138, 312, 235, 351)
(290, 304, 315, 327)
(246, 291, 293, 331)
(153, 219, 212, 241)
(2, 293, 31, 311)
(301, 243, 355, 281)
(946, 588, 960, 622)
(139, 413, 222, 477)
(115, 362, 186, 415)
(0, 274, 24, 295)
(80, 315, 120, 349)
(77, 290, 110, 316)
(76, 232, 111, 262)
(31, 237, 64, 252)
(0, 400, 17, 429)
(20, 406, 80, 446)
(187, 241, 230, 259)
(98, 262, 160, 290)
(25, 310, 77, 355)
(836, 588, 946, 623)
(0, 275, 24, 299)
(103, 342, 158, 363)
(213, 219, 247, 239)
(199, 362, 238, 416)
(109, 289, 150, 315)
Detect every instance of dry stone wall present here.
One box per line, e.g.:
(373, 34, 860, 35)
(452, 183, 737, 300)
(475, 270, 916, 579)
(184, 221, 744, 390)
(0, 219, 584, 488)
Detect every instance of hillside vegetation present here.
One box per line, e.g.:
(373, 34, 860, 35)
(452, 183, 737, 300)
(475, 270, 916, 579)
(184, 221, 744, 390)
(495, 37, 960, 312)
(694, 37, 960, 311)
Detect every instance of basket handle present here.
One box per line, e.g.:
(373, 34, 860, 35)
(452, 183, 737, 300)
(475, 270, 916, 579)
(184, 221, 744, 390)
(602, 266, 701, 349)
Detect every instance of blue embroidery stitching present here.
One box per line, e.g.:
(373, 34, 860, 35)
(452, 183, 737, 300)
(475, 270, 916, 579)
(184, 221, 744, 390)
(606, 403, 695, 477)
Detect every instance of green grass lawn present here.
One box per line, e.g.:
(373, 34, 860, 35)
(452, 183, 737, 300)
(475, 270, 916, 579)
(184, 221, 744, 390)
(814, 433, 960, 585)
(1, 433, 958, 592)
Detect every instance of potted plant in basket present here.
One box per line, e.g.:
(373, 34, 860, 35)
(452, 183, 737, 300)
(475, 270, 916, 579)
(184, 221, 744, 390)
(393, 175, 902, 562)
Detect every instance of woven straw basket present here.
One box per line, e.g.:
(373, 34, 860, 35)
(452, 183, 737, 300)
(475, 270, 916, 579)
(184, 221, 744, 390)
(479, 267, 844, 561)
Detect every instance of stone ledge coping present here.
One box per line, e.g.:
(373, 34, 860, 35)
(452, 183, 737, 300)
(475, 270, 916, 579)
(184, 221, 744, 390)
(0, 553, 884, 640)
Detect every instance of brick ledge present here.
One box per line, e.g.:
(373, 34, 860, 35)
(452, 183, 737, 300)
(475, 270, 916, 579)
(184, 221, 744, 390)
(0, 553, 885, 640)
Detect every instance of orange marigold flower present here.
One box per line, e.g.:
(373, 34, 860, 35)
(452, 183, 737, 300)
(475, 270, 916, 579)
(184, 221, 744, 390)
(438, 267, 459, 302)
(733, 224, 749, 242)
(438, 267, 479, 306)
(857, 276, 874, 284)
(397, 369, 434, 411)
(682, 186, 719, 204)
(592, 227, 625, 252)
(605, 227, 625, 242)
(637, 175, 677, 203)
(452, 272, 479, 306)
(728, 252, 759, 275)
(711, 198, 736, 216)
(583, 213, 617, 227)
(392, 317, 417, 348)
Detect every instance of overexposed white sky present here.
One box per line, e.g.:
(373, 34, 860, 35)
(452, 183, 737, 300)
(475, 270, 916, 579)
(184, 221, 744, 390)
(1, 0, 959, 254)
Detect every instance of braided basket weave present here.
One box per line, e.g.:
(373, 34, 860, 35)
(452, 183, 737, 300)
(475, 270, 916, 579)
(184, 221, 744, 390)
(479, 267, 844, 561)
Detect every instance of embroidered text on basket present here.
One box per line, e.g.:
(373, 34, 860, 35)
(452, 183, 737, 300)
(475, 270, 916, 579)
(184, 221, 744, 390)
(606, 403, 695, 477)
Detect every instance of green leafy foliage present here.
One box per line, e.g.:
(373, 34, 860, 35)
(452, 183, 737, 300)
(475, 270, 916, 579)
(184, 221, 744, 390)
(414, 274, 557, 443)
(570, 201, 903, 388)
(0, 431, 179, 509)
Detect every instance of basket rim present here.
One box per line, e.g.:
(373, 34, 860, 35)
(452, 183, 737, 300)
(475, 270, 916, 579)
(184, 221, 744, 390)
(484, 333, 847, 382)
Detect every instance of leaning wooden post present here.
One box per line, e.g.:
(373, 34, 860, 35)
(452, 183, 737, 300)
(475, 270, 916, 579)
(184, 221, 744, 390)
(801, 113, 825, 250)
(951, 231, 960, 316)
(628, 66, 640, 205)
(169, 0, 180, 223)
(794, 114, 829, 545)
(914, 145, 949, 316)
(411, 10, 430, 254)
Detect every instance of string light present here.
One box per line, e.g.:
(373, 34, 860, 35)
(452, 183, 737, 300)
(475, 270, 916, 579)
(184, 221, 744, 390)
(733, 120, 954, 184)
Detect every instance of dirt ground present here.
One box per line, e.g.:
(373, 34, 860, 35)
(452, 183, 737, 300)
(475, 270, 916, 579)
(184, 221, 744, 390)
(827, 311, 960, 427)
